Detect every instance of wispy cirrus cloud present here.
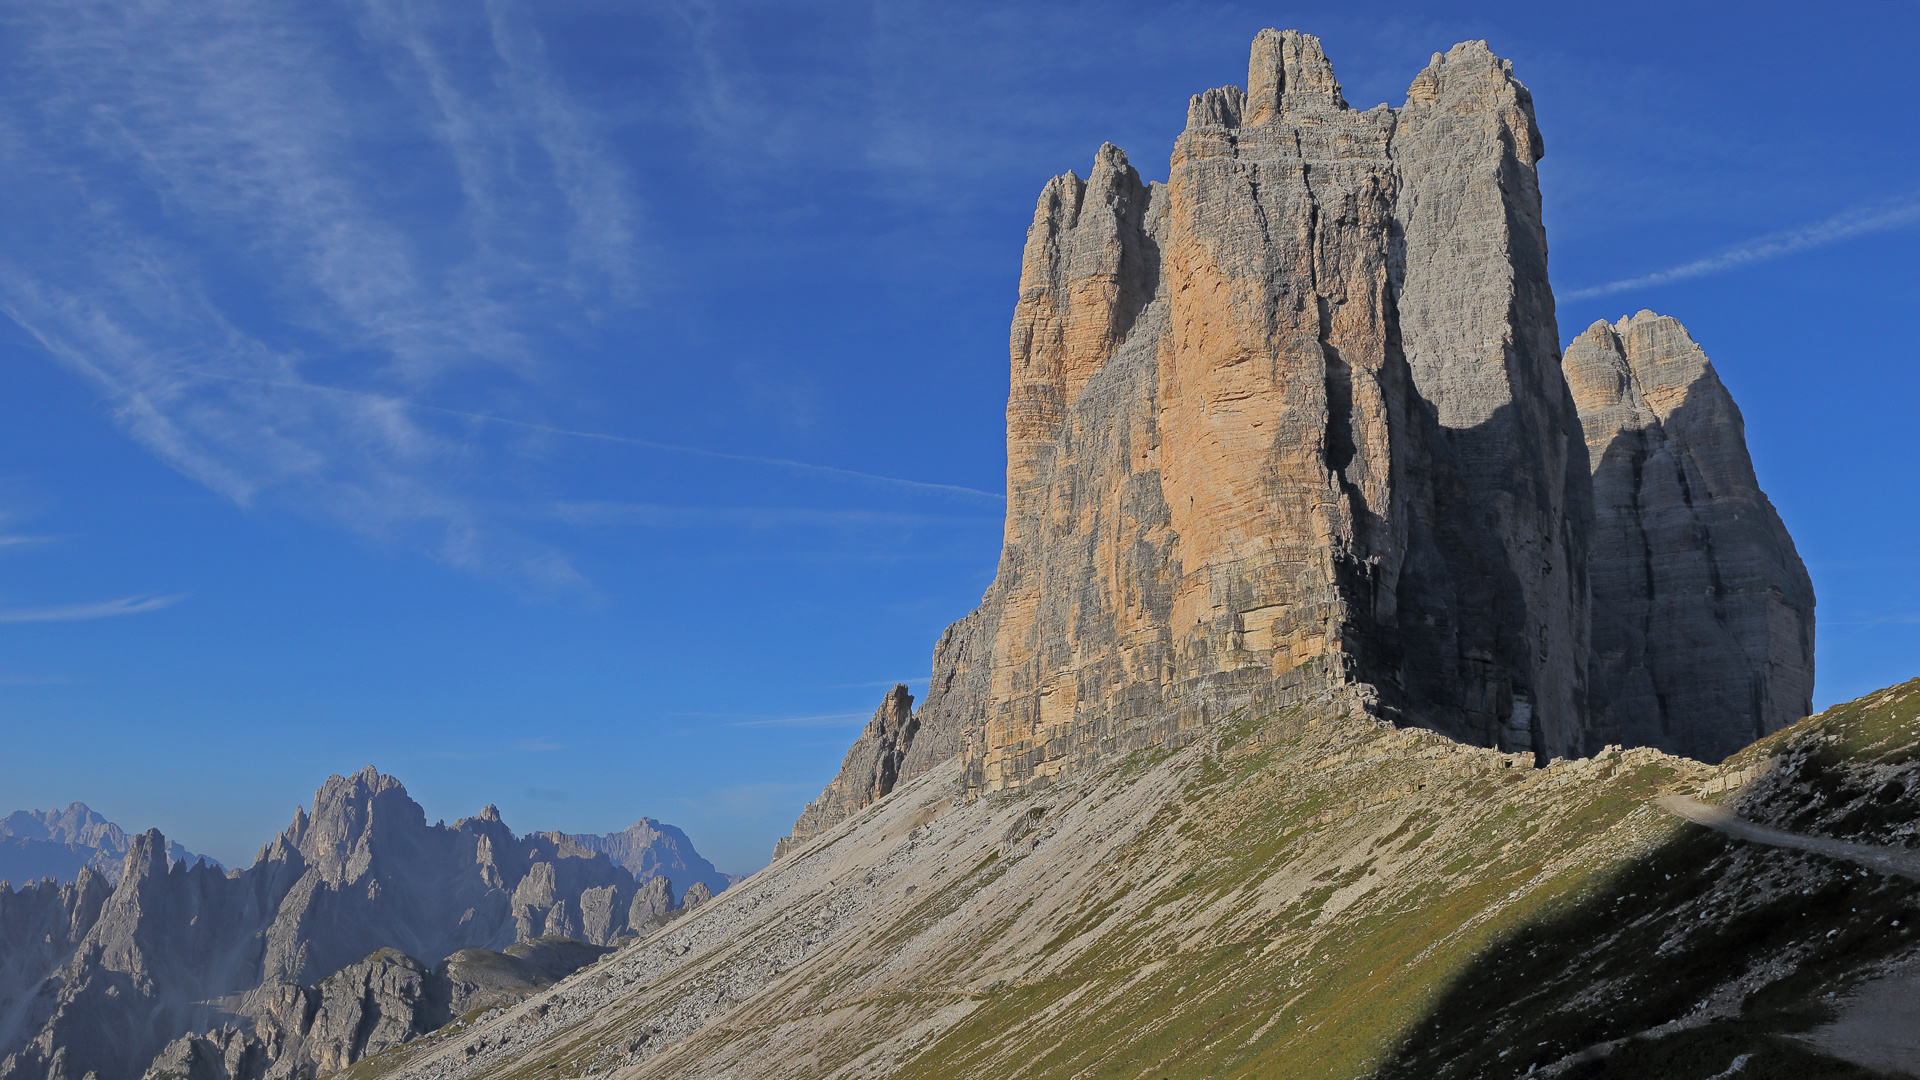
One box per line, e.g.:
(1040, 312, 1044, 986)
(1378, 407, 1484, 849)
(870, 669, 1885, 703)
(1564, 198, 1920, 300)
(551, 502, 992, 530)
(0, 594, 187, 624)
(0, 0, 638, 582)
(723, 712, 870, 728)
(163, 365, 1003, 505)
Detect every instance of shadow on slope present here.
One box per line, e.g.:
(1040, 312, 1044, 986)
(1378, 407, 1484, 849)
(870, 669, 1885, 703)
(1372, 826, 1916, 1079)
(340, 689, 1920, 1080)
(1379, 683, 1920, 1080)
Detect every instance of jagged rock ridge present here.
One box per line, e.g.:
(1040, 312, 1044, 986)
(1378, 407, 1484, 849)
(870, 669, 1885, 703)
(778, 29, 1812, 857)
(0, 769, 719, 1080)
(773, 685, 917, 859)
(142, 939, 614, 1080)
(0, 804, 216, 886)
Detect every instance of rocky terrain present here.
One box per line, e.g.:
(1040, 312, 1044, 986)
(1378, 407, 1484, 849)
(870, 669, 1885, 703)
(2, 25, 1865, 1080)
(0, 804, 215, 885)
(351, 680, 1920, 1080)
(141, 939, 617, 1080)
(1566, 312, 1815, 762)
(428, 27, 1898, 1080)
(775, 685, 919, 859)
(0, 769, 721, 1080)
(778, 28, 1812, 854)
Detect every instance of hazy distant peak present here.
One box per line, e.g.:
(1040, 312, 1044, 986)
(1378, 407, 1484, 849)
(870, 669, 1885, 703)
(566, 818, 730, 898)
(0, 802, 217, 887)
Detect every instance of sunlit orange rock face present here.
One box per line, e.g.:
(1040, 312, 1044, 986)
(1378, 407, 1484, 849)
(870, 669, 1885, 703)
(950, 30, 1595, 792)
(777, 30, 1814, 849)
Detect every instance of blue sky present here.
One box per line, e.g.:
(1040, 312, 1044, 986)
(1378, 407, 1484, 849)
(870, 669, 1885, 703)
(0, 0, 1914, 875)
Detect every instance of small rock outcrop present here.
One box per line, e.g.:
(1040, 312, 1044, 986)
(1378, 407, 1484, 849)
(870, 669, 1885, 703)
(773, 685, 917, 858)
(1566, 311, 1815, 761)
(626, 876, 674, 929)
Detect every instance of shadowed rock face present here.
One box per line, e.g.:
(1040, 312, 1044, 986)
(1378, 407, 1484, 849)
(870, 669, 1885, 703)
(780, 29, 1810, 854)
(786, 28, 1591, 842)
(1566, 312, 1815, 762)
(968, 30, 1600, 790)
(0, 769, 713, 1080)
(956, 30, 1594, 794)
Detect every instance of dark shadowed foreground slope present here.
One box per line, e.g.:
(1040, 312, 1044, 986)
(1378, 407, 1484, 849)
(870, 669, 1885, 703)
(349, 681, 1920, 1080)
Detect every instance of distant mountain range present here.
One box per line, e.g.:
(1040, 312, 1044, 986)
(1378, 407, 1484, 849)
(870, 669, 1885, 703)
(0, 803, 216, 885)
(0, 769, 729, 1080)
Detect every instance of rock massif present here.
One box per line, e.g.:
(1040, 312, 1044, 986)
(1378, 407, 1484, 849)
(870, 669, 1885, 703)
(1565, 311, 1816, 763)
(564, 822, 731, 901)
(780, 30, 1813, 856)
(0, 769, 719, 1080)
(0, 804, 215, 886)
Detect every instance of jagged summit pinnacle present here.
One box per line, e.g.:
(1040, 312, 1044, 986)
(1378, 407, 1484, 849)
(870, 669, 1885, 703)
(1245, 28, 1347, 118)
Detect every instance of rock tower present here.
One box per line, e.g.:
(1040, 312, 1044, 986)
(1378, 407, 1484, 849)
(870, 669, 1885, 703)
(777, 30, 1813, 855)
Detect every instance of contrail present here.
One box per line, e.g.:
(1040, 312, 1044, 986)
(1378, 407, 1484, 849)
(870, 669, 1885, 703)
(1563, 198, 1920, 301)
(0, 594, 187, 624)
(172, 368, 1005, 503)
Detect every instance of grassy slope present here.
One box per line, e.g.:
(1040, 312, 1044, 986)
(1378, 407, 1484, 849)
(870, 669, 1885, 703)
(366, 686, 1920, 1080)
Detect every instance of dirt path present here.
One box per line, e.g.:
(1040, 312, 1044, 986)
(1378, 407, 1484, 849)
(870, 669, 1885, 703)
(1659, 794, 1920, 1077)
(1656, 795, 1920, 882)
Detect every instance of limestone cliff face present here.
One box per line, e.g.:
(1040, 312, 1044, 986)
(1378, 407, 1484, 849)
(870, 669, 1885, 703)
(955, 29, 1592, 795)
(1566, 312, 1815, 762)
(779, 29, 1811, 852)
